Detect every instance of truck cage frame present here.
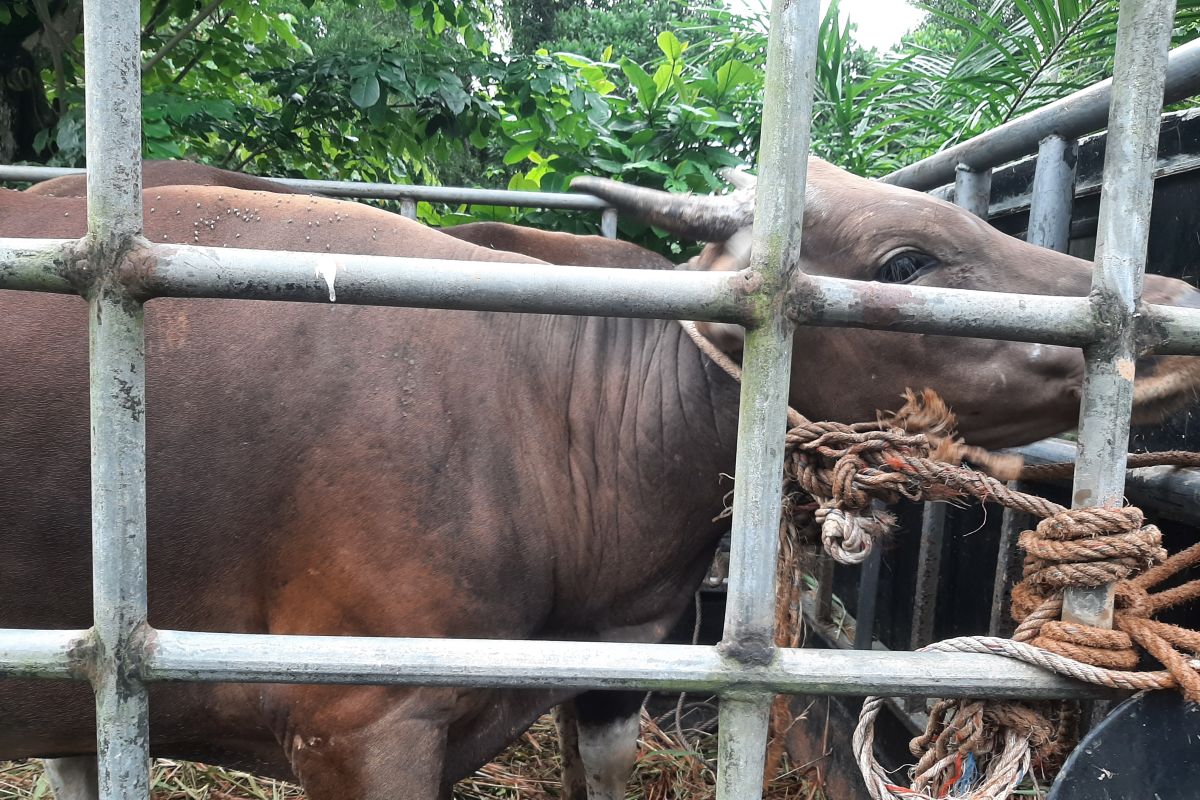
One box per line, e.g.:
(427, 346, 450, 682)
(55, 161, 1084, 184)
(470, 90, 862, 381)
(1, 1, 1197, 797)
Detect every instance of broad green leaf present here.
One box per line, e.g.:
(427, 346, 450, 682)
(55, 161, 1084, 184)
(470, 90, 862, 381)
(657, 30, 685, 61)
(503, 142, 535, 165)
(250, 14, 269, 43)
(620, 60, 658, 109)
(350, 75, 381, 108)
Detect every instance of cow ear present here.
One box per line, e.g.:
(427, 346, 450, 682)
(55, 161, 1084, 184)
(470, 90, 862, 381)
(695, 321, 746, 355)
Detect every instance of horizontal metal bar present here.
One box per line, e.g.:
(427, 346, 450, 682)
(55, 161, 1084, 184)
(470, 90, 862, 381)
(141, 630, 1111, 699)
(0, 629, 90, 679)
(0, 165, 612, 211)
(790, 275, 1100, 346)
(1014, 438, 1200, 527)
(883, 38, 1200, 191)
(145, 243, 754, 322)
(1147, 304, 1200, 354)
(0, 165, 83, 182)
(982, 109, 1200, 220)
(10, 239, 1200, 357)
(0, 238, 76, 293)
(274, 178, 613, 210)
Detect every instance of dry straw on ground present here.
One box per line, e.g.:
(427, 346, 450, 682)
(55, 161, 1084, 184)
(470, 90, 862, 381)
(1, 704, 821, 800)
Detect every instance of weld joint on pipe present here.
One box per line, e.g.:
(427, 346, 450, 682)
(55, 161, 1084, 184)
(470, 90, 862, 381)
(62, 236, 158, 304)
(68, 631, 100, 683)
(717, 633, 776, 667)
(780, 273, 825, 326)
(90, 622, 154, 694)
(1137, 305, 1174, 353)
(1087, 288, 1135, 346)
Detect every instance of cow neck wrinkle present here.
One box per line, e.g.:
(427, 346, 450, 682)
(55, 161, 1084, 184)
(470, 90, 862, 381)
(677, 320, 807, 428)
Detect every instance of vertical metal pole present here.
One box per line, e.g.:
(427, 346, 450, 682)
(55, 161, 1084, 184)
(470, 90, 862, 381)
(1066, 0, 1175, 628)
(1028, 135, 1079, 252)
(400, 198, 417, 219)
(717, 0, 819, 796)
(953, 164, 992, 217)
(84, 0, 150, 797)
(600, 207, 618, 239)
(991, 484, 1032, 638)
(905, 166, 993, 649)
(910, 502, 946, 649)
(814, 552, 835, 624)
(984, 143, 1075, 637)
(853, 544, 883, 650)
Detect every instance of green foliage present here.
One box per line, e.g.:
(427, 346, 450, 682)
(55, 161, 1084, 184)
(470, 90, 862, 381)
(886, 0, 1200, 157)
(8, 0, 1200, 255)
(534, 0, 694, 65)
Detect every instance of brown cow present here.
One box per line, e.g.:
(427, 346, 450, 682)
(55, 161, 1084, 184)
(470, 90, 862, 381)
(24, 159, 674, 273)
(23, 161, 680, 800)
(23, 159, 308, 197)
(444, 220, 675, 270)
(2, 158, 1199, 800)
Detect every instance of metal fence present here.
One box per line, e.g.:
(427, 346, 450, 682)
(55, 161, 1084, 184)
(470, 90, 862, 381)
(0, 164, 622, 238)
(0, 0, 1194, 798)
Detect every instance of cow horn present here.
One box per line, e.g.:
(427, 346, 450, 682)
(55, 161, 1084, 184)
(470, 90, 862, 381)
(570, 176, 754, 242)
(718, 167, 757, 190)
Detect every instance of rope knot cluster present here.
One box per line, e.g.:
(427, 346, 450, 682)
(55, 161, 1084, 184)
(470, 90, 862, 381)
(1009, 506, 1200, 702)
(781, 390, 1026, 565)
(902, 699, 1077, 799)
(1015, 507, 1165, 595)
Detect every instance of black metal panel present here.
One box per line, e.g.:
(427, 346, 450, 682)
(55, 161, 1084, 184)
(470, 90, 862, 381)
(1049, 691, 1200, 800)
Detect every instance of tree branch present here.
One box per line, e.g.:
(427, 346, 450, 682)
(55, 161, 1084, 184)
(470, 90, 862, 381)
(142, 0, 227, 74)
(170, 47, 207, 85)
(141, 0, 173, 40)
(236, 141, 279, 170)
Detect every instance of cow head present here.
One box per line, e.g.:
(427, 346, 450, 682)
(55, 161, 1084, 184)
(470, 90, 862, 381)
(572, 159, 1200, 448)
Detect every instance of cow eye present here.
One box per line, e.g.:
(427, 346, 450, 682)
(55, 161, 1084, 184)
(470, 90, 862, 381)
(876, 251, 938, 283)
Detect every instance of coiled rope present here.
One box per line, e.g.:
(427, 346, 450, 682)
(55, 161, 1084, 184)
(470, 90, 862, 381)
(680, 320, 1200, 797)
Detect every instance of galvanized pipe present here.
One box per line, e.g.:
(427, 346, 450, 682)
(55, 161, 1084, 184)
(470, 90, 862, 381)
(136, 630, 1115, 699)
(140, 242, 755, 322)
(600, 208, 619, 239)
(1145, 304, 1200, 353)
(1066, 0, 1176, 629)
(0, 165, 82, 182)
(12, 239, 1200, 357)
(717, 0, 819, 795)
(0, 238, 76, 293)
(83, 0, 150, 795)
(953, 165, 992, 217)
(789, 274, 1100, 347)
(257, 176, 613, 210)
(1027, 135, 1079, 252)
(0, 166, 614, 211)
(83, 0, 141, 246)
(0, 629, 90, 679)
(89, 287, 151, 800)
(883, 37, 1200, 191)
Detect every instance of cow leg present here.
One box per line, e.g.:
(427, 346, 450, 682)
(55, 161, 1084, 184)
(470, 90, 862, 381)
(571, 690, 645, 800)
(263, 685, 454, 800)
(42, 756, 98, 800)
(554, 702, 589, 800)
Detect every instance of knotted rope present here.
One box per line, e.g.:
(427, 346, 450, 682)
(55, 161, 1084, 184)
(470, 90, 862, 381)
(853, 482, 1200, 799)
(679, 320, 1200, 796)
(780, 389, 1028, 565)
